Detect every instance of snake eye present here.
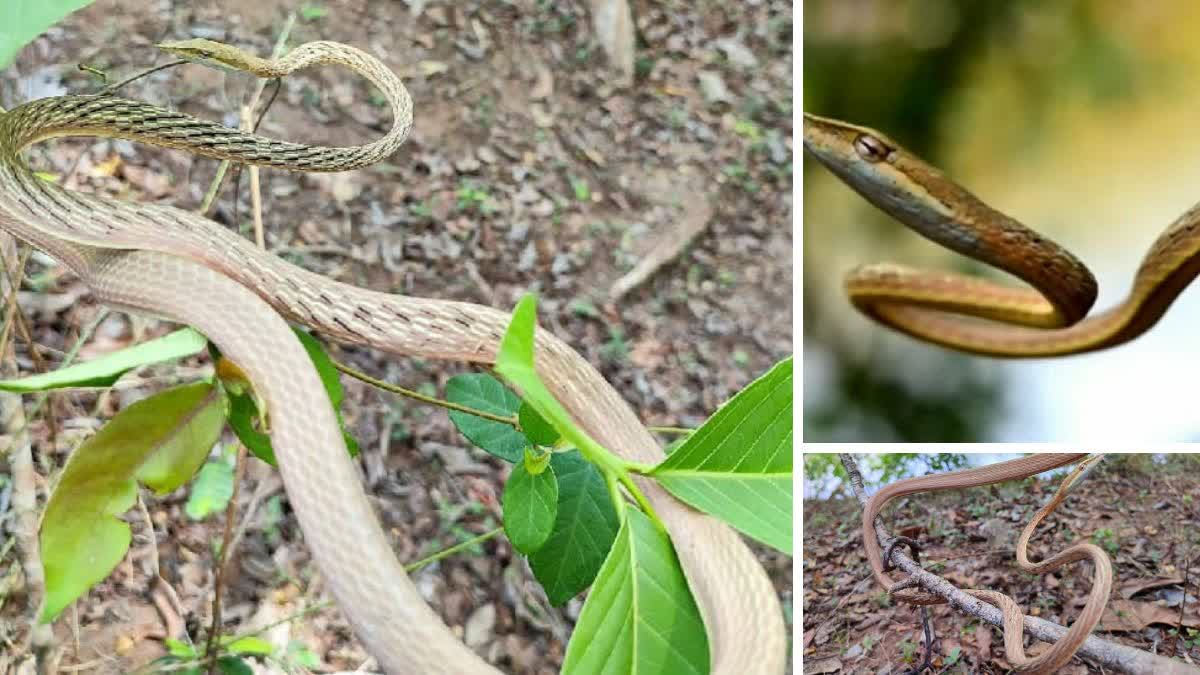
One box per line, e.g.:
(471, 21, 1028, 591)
(197, 50, 213, 59)
(854, 134, 893, 162)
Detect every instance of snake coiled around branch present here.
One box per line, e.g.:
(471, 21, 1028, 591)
(0, 39, 786, 673)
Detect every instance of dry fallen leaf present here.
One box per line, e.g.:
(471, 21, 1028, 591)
(1101, 599, 1200, 631)
(420, 60, 450, 77)
(92, 154, 123, 177)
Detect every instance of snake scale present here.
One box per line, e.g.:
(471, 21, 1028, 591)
(0, 39, 786, 673)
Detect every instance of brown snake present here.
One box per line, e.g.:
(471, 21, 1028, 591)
(803, 112, 1200, 356)
(864, 454, 1110, 673)
(0, 40, 786, 673)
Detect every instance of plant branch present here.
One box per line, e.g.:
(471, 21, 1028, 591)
(404, 527, 503, 573)
(333, 358, 517, 426)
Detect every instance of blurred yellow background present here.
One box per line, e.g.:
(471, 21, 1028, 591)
(804, 0, 1200, 441)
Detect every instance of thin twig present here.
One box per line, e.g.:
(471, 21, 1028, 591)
(199, 12, 295, 217)
(405, 527, 503, 573)
(99, 60, 188, 95)
(333, 359, 518, 427)
(647, 426, 693, 435)
(900, 607, 935, 675)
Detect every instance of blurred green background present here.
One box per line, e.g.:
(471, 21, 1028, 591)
(804, 1, 1200, 442)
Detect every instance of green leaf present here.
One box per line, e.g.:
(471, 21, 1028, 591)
(571, 176, 591, 201)
(294, 330, 344, 408)
(136, 386, 228, 495)
(651, 357, 793, 554)
(562, 509, 709, 675)
(528, 451, 619, 604)
(493, 295, 615, 474)
(0, 0, 94, 68)
(40, 382, 224, 621)
(186, 461, 235, 520)
(502, 460, 558, 555)
(226, 391, 275, 465)
(219, 329, 358, 464)
(164, 638, 197, 659)
(294, 330, 360, 457)
(223, 635, 275, 656)
(299, 2, 327, 21)
(446, 373, 525, 462)
(216, 656, 254, 675)
(287, 641, 321, 669)
(0, 328, 206, 392)
(519, 401, 560, 447)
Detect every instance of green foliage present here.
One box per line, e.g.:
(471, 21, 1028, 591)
(0, 328, 206, 392)
(569, 175, 591, 201)
(299, 3, 328, 21)
(219, 329, 358, 465)
(0, 0, 94, 68)
(899, 638, 917, 663)
(652, 357, 793, 553)
(446, 373, 526, 462)
(493, 294, 619, 475)
(502, 454, 558, 554)
(562, 509, 709, 675)
(186, 460, 235, 520)
(225, 392, 274, 464)
(456, 181, 499, 214)
(1091, 527, 1119, 556)
(518, 401, 559, 447)
(159, 636, 263, 674)
(41, 382, 226, 621)
(805, 453, 972, 489)
(803, 453, 842, 481)
(528, 451, 619, 605)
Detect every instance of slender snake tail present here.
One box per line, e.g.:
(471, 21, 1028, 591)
(863, 454, 1111, 674)
(803, 111, 1200, 356)
(0, 40, 786, 673)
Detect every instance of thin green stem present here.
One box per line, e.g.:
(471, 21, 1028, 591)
(605, 471, 626, 521)
(618, 473, 661, 527)
(405, 527, 503, 573)
(648, 426, 693, 435)
(216, 599, 332, 650)
(333, 359, 518, 427)
(624, 460, 658, 475)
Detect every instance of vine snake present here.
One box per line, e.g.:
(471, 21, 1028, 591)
(0, 40, 787, 673)
(803, 112, 1200, 356)
(863, 453, 1111, 673)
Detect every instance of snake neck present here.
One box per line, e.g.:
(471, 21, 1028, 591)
(0, 41, 413, 172)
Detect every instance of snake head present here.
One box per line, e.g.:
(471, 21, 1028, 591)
(155, 38, 257, 72)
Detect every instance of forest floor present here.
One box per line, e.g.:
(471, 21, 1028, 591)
(802, 457, 1200, 674)
(0, 0, 793, 673)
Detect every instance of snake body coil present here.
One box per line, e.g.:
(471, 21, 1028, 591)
(803, 112, 1200, 356)
(1, 40, 786, 673)
(863, 454, 1111, 674)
